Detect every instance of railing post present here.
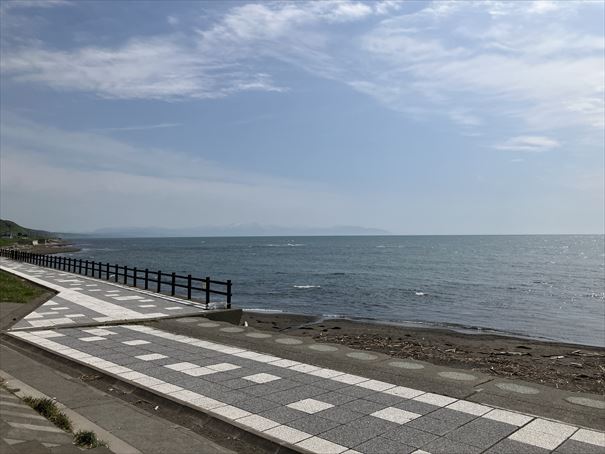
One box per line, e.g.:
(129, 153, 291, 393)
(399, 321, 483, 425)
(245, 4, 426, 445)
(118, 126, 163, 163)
(97, 261, 101, 279)
(78, 259, 82, 274)
(114, 264, 118, 282)
(144, 269, 149, 290)
(133, 267, 138, 288)
(85, 260, 89, 275)
(91, 261, 95, 276)
(227, 280, 232, 309)
(123, 266, 128, 285)
(105, 262, 109, 280)
(205, 277, 210, 308)
(187, 274, 192, 300)
(171, 272, 176, 296)
(157, 271, 162, 293)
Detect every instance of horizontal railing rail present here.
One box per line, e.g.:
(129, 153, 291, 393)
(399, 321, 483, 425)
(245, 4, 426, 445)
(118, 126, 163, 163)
(0, 249, 231, 309)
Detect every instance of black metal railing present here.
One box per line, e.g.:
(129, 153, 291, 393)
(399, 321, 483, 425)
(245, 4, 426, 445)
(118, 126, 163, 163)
(0, 249, 231, 309)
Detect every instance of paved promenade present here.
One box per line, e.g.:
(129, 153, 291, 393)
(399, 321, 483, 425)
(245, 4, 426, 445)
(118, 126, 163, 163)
(2, 261, 214, 330)
(2, 259, 604, 454)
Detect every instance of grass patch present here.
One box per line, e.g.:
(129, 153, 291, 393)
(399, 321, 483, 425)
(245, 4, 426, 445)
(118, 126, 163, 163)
(23, 396, 73, 432)
(0, 270, 47, 304)
(74, 430, 106, 449)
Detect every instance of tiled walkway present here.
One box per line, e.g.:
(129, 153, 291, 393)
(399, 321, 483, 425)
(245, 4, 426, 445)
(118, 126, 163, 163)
(1, 260, 212, 330)
(2, 259, 604, 454)
(8, 325, 604, 454)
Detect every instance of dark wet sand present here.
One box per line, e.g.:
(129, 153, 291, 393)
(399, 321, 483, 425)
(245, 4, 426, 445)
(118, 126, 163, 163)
(241, 311, 605, 395)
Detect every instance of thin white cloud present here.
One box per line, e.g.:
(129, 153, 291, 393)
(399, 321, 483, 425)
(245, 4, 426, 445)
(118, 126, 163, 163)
(0, 114, 363, 230)
(494, 136, 560, 152)
(91, 123, 180, 132)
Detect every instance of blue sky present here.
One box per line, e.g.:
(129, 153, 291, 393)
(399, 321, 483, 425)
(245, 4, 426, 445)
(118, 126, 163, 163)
(1, 0, 603, 234)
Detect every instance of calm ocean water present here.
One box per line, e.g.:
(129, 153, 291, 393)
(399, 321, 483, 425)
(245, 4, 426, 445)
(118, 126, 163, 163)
(68, 235, 605, 347)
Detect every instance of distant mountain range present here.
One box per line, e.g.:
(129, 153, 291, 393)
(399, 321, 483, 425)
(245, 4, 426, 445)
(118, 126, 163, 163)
(80, 224, 390, 238)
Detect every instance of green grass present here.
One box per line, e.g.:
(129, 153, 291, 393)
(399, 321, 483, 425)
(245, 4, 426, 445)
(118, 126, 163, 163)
(74, 430, 107, 449)
(23, 396, 73, 432)
(0, 270, 47, 304)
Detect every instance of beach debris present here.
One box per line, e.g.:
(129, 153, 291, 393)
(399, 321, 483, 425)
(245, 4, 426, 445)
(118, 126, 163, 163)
(495, 351, 529, 356)
(570, 362, 583, 368)
(549, 355, 565, 359)
(570, 349, 602, 357)
(154, 406, 159, 411)
(243, 321, 248, 327)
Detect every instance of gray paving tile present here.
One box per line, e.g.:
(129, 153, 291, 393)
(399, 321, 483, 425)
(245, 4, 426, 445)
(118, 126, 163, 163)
(422, 436, 483, 454)
(406, 415, 468, 436)
(314, 391, 357, 406)
(317, 407, 365, 424)
(382, 424, 439, 448)
(554, 439, 604, 454)
(355, 436, 415, 454)
(483, 438, 551, 454)
(363, 392, 407, 407)
(286, 415, 341, 435)
(337, 386, 377, 399)
(446, 418, 516, 449)
(339, 399, 385, 415)
(235, 397, 281, 413)
(257, 406, 307, 424)
(264, 385, 326, 404)
(393, 399, 440, 415)
(429, 408, 477, 425)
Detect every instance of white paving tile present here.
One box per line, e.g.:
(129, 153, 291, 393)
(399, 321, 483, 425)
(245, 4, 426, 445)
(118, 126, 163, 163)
(331, 374, 369, 385)
(356, 379, 395, 392)
(309, 369, 345, 379)
(384, 386, 424, 399)
(525, 419, 576, 437)
(83, 328, 117, 336)
(132, 376, 165, 387)
(135, 353, 167, 361)
(182, 367, 217, 377)
(571, 428, 605, 447)
(79, 336, 106, 342)
(264, 425, 312, 444)
(242, 373, 281, 384)
(483, 409, 533, 426)
(296, 436, 348, 454)
(287, 399, 334, 414)
(206, 363, 241, 372)
(122, 340, 150, 346)
(371, 407, 421, 424)
(150, 383, 183, 394)
(447, 400, 492, 416)
(164, 362, 199, 371)
(289, 364, 321, 373)
(212, 405, 252, 420)
(509, 426, 569, 450)
(237, 415, 280, 432)
(413, 392, 457, 407)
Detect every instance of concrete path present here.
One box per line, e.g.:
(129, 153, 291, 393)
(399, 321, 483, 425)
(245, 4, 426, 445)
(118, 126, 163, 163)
(2, 259, 604, 454)
(0, 384, 79, 453)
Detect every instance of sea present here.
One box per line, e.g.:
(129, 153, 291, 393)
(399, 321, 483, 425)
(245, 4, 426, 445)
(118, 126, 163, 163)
(67, 235, 605, 347)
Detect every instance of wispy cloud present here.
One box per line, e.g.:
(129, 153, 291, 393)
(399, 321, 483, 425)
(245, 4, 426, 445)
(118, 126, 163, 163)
(494, 136, 560, 152)
(1, 0, 603, 137)
(91, 123, 180, 132)
(0, 113, 362, 230)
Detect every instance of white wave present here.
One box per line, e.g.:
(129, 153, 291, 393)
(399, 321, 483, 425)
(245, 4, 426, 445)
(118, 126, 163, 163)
(294, 285, 321, 289)
(243, 308, 284, 313)
(415, 291, 427, 296)
(266, 243, 304, 247)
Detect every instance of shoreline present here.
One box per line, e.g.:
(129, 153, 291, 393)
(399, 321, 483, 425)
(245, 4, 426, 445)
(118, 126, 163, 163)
(241, 310, 605, 395)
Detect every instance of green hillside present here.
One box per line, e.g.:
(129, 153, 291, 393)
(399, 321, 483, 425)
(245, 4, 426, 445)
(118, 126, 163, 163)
(0, 220, 56, 240)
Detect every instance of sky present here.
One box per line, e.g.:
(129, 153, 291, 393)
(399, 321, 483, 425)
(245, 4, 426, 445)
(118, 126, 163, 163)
(0, 0, 603, 235)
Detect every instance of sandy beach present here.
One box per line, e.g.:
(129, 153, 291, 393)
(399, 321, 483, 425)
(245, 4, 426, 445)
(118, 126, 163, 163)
(241, 311, 605, 395)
